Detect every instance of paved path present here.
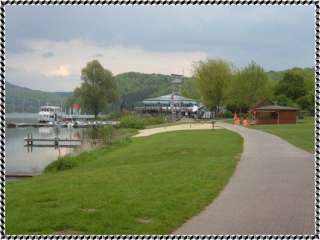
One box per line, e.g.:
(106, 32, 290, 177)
(134, 123, 220, 137)
(175, 122, 314, 235)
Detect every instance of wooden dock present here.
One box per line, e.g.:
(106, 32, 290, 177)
(7, 120, 119, 129)
(24, 134, 82, 150)
(6, 172, 37, 178)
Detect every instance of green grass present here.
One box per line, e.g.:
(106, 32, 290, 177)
(250, 117, 314, 153)
(6, 129, 243, 234)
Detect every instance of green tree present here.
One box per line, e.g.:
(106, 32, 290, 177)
(275, 71, 306, 101)
(75, 60, 118, 117)
(181, 78, 200, 100)
(227, 61, 272, 112)
(194, 59, 233, 114)
(296, 91, 314, 114)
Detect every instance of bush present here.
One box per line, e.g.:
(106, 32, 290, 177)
(143, 115, 166, 126)
(107, 111, 122, 120)
(216, 110, 233, 119)
(120, 115, 145, 129)
(85, 125, 114, 143)
(44, 157, 77, 173)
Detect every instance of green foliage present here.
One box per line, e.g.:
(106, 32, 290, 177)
(116, 72, 172, 109)
(272, 94, 296, 107)
(75, 60, 118, 117)
(119, 114, 146, 129)
(85, 126, 114, 144)
(7, 65, 315, 116)
(181, 78, 200, 100)
(106, 111, 122, 120)
(296, 91, 314, 115)
(275, 71, 306, 100)
(7, 130, 242, 234)
(143, 115, 167, 126)
(194, 59, 233, 112)
(216, 110, 233, 119)
(272, 68, 315, 114)
(267, 70, 286, 82)
(44, 156, 77, 172)
(119, 114, 167, 129)
(227, 61, 272, 112)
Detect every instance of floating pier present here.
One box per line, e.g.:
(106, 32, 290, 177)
(7, 120, 119, 129)
(6, 172, 37, 178)
(24, 134, 82, 151)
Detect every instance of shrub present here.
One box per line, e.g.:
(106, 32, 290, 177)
(120, 115, 145, 129)
(107, 111, 122, 120)
(143, 115, 166, 126)
(44, 157, 77, 173)
(216, 110, 233, 119)
(85, 126, 114, 143)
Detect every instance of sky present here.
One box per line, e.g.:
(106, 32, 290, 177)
(6, 5, 315, 92)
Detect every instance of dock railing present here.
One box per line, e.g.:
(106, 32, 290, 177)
(24, 134, 82, 152)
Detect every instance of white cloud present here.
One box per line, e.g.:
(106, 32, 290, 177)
(7, 39, 207, 84)
(48, 65, 70, 77)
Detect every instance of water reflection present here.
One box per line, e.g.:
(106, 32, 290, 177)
(6, 114, 85, 174)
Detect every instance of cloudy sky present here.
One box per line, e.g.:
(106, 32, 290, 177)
(6, 5, 315, 92)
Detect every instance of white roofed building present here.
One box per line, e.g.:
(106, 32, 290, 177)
(135, 94, 199, 116)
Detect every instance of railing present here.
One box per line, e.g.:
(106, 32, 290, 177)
(24, 134, 82, 152)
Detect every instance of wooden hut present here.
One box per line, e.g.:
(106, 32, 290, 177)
(250, 105, 298, 124)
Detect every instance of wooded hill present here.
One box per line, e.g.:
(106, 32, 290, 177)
(5, 82, 72, 113)
(6, 67, 314, 113)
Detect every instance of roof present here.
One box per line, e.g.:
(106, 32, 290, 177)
(143, 94, 196, 102)
(172, 79, 183, 84)
(254, 105, 298, 111)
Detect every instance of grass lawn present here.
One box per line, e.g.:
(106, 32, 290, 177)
(250, 117, 314, 153)
(6, 129, 243, 235)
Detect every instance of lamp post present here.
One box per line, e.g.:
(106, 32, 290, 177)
(170, 74, 183, 121)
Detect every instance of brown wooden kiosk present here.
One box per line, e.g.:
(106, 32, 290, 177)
(250, 105, 298, 124)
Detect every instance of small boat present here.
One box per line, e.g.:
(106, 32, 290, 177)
(73, 121, 88, 128)
(57, 122, 68, 128)
(16, 123, 31, 128)
(67, 122, 74, 128)
(38, 106, 63, 123)
(6, 122, 17, 128)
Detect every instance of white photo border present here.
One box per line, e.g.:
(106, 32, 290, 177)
(0, 1, 318, 239)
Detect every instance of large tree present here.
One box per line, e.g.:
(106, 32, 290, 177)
(227, 61, 272, 112)
(275, 70, 306, 101)
(181, 78, 201, 100)
(273, 68, 314, 113)
(194, 59, 233, 114)
(75, 60, 118, 117)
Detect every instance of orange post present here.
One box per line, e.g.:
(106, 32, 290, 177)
(233, 113, 240, 125)
(242, 117, 249, 127)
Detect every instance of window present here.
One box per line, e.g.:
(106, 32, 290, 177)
(258, 111, 278, 119)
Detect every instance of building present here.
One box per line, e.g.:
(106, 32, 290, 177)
(250, 105, 298, 124)
(136, 94, 199, 116)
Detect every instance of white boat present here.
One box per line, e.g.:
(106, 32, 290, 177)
(38, 106, 63, 123)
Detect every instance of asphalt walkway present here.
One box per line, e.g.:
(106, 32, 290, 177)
(174, 122, 314, 235)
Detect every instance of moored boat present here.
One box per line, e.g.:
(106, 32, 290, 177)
(38, 106, 63, 123)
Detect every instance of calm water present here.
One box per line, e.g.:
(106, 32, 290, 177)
(6, 113, 85, 174)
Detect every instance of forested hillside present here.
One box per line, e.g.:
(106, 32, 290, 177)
(267, 67, 314, 90)
(5, 82, 71, 113)
(6, 67, 315, 113)
(115, 72, 173, 108)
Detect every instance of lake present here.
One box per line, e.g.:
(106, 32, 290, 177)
(6, 113, 85, 175)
